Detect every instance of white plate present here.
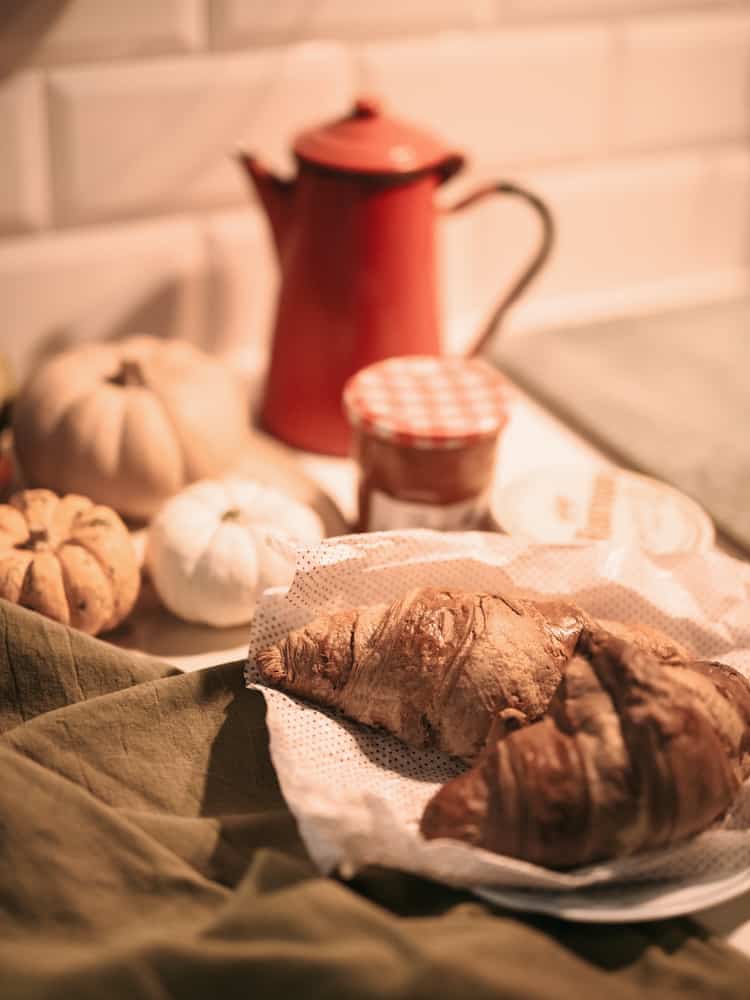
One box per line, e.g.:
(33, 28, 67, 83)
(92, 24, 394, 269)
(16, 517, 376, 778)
(247, 531, 750, 924)
(476, 868, 750, 924)
(491, 465, 715, 555)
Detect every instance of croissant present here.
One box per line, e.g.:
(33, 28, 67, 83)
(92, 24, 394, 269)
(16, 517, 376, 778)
(420, 629, 750, 868)
(255, 587, 688, 761)
(256, 587, 587, 760)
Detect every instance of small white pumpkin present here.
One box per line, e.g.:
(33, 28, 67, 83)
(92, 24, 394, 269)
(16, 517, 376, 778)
(146, 478, 324, 627)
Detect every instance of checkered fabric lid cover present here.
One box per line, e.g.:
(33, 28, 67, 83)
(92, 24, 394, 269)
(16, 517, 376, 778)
(342, 355, 508, 448)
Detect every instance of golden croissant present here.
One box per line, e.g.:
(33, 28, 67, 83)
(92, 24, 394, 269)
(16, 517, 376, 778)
(255, 587, 689, 761)
(420, 629, 750, 868)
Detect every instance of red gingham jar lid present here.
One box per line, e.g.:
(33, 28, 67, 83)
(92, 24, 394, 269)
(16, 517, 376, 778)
(342, 355, 508, 450)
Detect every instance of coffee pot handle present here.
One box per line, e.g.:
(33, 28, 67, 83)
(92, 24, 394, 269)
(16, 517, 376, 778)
(444, 182, 555, 357)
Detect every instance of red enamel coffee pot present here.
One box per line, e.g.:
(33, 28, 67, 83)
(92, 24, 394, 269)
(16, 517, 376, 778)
(238, 97, 554, 456)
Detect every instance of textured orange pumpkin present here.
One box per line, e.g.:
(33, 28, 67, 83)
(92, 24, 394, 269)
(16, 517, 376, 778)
(12, 336, 250, 522)
(0, 489, 140, 635)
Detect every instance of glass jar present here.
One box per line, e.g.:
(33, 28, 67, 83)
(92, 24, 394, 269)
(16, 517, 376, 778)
(343, 355, 508, 532)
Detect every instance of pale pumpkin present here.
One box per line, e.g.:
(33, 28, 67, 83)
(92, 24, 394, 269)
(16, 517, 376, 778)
(146, 478, 324, 627)
(12, 335, 250, 522)
(0, 489, 140, 635)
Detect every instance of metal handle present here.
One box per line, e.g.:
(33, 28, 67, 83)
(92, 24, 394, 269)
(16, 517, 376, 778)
(444, 181, 555, 357)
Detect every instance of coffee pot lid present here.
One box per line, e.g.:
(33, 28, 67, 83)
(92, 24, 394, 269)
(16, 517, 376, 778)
(294, 96, 464, 178)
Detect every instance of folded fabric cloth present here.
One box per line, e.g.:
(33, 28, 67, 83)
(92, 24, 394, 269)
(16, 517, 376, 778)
(0, 598, 748, 999)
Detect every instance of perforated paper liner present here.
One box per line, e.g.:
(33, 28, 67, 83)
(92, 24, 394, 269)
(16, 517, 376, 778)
(245, 530, 750, 919)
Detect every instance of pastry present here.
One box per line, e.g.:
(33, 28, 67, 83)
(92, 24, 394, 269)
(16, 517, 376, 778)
(256, 588, 688, 761)
(419, 629, 750, 868)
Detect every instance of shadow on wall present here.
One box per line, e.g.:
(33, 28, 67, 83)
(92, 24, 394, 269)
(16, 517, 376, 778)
(200, 261, 235, 358)
(27, 280, 185, 373)
(21, 251, 273, 385)
(19, 245, 275, 382)
(0, 0, 71, 79)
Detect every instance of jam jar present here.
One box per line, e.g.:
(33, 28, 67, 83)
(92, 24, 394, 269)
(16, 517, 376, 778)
(343, 355, 508, 532)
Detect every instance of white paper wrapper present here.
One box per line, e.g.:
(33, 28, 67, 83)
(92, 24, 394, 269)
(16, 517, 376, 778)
(245, 530, 750, 920)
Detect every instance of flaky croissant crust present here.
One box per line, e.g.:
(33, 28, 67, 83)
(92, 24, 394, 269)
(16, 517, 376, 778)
(420, 629, 750, 868)
(256, 587, 694, 762)
(257, 587, 589, 760)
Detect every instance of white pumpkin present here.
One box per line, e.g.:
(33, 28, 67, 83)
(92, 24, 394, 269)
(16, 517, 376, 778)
(13, 336, 251, 522)
(146, 478, 324, 627)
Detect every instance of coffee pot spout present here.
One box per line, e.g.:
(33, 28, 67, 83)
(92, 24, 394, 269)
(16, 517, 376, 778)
(236, 153, 295, 256)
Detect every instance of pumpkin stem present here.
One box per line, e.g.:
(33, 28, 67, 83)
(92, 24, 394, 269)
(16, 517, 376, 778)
(109, 358, 146, 388)
(221, 507, 246, 524)
(19, 528, 49, 551)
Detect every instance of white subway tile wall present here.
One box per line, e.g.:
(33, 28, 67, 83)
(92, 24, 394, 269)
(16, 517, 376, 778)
(0, 217, 205, 378)
(0, 0, 749, 381)
(615, 9, 750, 151)
(441, 151, 727, 352)
(702, 148, 750, 274)
(210, 0, 493, 47)
(496, 1, 728, 16)
(0, 72, 49, 234)
(359, 26, 613, 166)
(202, 207, 278, 367)
(0, 1, 205, 67)
(48, 43, 352, 224)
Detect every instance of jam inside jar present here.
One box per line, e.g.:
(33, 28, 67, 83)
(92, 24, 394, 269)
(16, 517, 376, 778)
(343, 355, 508, 532)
